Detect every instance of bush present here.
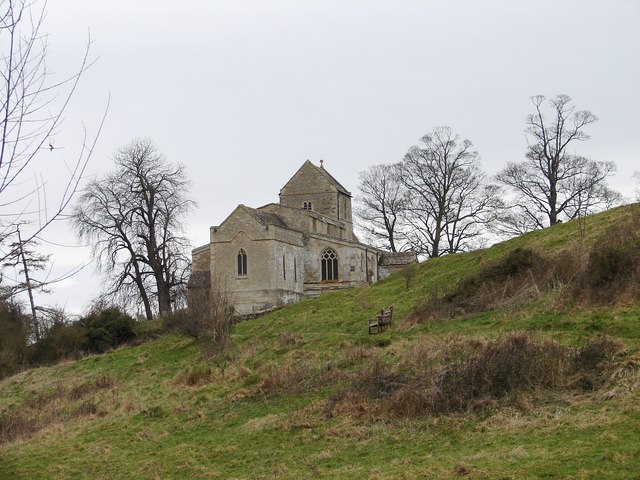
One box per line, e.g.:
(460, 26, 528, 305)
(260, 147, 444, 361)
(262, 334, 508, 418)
(28, 323, 88, 365)
(82, 307, 136, 353)
(574, 336, 625, 371)
(0, 411, 38, 445)
(423, 333, 567, 414)
(176, 276, 235, 357)
(326, 333, 627, 419)
(587, 243, 637, 287)
(478, 248, 544, 282)
(415, 248, 548, 322)
(0, 300, 29, 378)
(575, 225, 640, 303)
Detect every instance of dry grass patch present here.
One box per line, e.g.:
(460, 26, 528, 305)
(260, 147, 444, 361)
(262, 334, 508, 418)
(241, 413, 283, 432)
(277, 331, 303, 347)
(252, 351, 352, 397)
(174, 365, 214, 387)
(0, 374, 116, 445)
(325, 333, 637, 420)
(414, 221, 640, 324)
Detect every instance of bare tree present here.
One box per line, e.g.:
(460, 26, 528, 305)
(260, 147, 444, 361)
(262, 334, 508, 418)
(73, 139, 195, 319)
(398, 126, 499, 258)
(355, 163, 409, 252)
(0, 0, 107, 327)
(633, 171, 640, 202)
(496, 95, 618, 233)
(0, 1, 106, 252)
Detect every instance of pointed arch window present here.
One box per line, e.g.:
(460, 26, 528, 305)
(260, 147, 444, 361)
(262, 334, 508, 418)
(321, 248, 338, 281)
(303, 201, 312, 210)
(237, 249, 248, 276)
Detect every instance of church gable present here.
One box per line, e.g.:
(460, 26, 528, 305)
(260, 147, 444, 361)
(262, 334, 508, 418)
(213, 205, 283, 242)
(280, 160, 337, 196)
(279, 160, 352, 221)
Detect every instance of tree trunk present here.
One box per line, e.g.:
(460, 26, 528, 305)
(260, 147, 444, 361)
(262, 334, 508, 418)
(16, 227, 40, 341)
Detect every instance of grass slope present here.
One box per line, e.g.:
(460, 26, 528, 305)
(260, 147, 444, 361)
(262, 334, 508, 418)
(1, 205, 640, 479)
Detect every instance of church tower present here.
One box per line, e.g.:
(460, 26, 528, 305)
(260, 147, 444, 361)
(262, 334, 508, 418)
(279, 160, 354, 235)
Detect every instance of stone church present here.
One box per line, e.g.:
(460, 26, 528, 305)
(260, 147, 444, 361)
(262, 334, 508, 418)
(189, 160, 416, 316)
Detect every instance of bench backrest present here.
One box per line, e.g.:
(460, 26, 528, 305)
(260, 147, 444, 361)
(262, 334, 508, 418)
(378, 306, 393, 322)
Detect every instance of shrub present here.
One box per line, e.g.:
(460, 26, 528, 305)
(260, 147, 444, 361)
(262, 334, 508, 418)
(28, 323, 88, 365)
(587, 243, 637, 287)
(175, 276, 235, 358)
(327, 333, 627, 419)
(574, 225, 640, 303)
(0, 300, 28, 378)
(0, 411, 38, 445)
(422, 333, 567, 414)
(82, 307, 136, 353)
(574, 336, 625, 371)
(479, 248, 544, 282)
(415, 248, 548, 322)
(175, 365, 213, 386)
(73, 401, 98, 417)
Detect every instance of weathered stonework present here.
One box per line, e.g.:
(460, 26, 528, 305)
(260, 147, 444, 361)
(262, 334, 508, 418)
(189, 160, 413, 316)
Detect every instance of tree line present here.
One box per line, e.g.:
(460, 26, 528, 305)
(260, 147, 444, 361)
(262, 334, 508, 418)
(356, 95, 623, 257)
(2, 0, 640, 376)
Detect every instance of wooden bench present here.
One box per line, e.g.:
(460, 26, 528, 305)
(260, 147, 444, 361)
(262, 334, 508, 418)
(368, 306, 393, 335)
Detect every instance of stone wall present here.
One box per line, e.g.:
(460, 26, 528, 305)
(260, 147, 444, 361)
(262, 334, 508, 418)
(209, 206, 306, 315)
(192, 245, 210, 272)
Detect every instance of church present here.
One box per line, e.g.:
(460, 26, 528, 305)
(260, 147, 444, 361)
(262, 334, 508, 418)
(189, 160, 416, 316)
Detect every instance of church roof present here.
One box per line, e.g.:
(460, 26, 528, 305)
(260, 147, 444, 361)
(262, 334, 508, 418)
(215, 204, 288, 231)
(378, 251, 418, 266)
(280, 160, 351, 197)
(244, 206, 288, 228)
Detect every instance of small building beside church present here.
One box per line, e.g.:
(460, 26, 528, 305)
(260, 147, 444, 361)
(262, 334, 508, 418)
(189, 160, 414, 316)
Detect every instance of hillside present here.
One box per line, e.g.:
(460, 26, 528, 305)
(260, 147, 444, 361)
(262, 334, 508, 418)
(1, 205, 640, 479)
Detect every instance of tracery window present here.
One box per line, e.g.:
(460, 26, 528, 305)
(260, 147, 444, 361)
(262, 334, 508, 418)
(237, 249, 248, 276)
(321, 248, 338, 281)
(303, 201, 312, 210)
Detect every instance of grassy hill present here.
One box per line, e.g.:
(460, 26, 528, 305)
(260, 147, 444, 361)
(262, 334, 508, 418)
(1, 204, 640, 479)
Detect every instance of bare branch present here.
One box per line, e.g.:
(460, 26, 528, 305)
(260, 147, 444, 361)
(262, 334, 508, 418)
(73, 139, 195, 319)
(396, 127, 499, 258)
(496, 94, 618, 234)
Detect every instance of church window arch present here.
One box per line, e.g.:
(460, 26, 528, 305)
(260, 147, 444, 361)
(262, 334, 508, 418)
(321, 248, 339, 281)
(303, 201, 312, 210)
(237, 249, 248, 276)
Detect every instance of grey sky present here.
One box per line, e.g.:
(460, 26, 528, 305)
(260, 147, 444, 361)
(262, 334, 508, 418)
(16, 0, 640, 314)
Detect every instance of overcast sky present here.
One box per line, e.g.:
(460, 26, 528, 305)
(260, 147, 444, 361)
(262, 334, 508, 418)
(11, 0, 639, 314)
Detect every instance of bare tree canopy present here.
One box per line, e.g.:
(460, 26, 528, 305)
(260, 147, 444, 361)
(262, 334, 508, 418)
(0, 0, 106, 254)
(73, 139, 194, 319)
(496, 95, 619, 234)
(398, 126, 499, 258)
(355, 163, 409, 252)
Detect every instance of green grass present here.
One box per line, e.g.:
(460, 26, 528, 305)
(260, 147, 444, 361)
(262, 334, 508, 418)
(1, 205, 640, 479)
